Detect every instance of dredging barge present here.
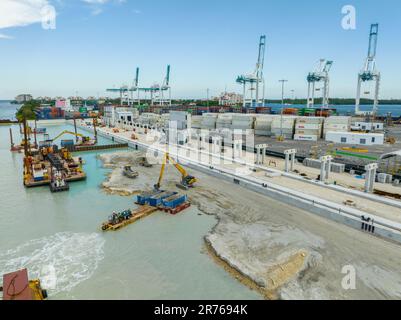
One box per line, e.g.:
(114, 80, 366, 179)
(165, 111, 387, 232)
(101, 191, 191, 231)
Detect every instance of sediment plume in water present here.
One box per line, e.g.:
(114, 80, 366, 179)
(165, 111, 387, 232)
(0, 232, 105, 296)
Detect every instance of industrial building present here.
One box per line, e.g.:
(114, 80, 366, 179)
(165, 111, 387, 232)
(15, 94, 33, 104)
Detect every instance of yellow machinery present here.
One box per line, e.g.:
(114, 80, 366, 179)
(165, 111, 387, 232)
(2, 269, 47, 300)
(51, 130, 92, 144)
(154, 152, 197, 191)
(341, 147, 369, 153)
(60, 148, 72, 160)
(386, 136, 396, 145)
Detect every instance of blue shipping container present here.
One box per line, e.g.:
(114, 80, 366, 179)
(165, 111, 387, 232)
(162, 194, 187, 209)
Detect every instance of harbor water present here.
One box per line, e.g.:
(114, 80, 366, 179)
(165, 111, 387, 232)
(0, 123, 261, 299)
(1, 100, 401, 119)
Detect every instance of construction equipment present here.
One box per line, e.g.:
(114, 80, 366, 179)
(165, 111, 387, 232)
(138, 156, 152, 168)
(154, 152, 197, 191)
(2, 269, 47, 300)
(355, 24, 381, 116)
(101, 206, 158, 231)
(51, 130, 95, 146)
(307, 59, 333, 109)
(123, 166, 139, 179)
(236, 35, 266, 108)
(386, 136, 396, 144)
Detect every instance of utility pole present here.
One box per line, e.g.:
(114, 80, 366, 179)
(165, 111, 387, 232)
(279, 80, 288, 138)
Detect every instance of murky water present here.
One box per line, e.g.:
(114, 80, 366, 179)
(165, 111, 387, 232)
(0, 124, 261, 300)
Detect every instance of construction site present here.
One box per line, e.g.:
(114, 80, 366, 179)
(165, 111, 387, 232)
(2, 17, 401, 301)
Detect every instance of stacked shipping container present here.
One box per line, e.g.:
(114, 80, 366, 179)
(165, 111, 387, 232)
(294, 117, 324, 141)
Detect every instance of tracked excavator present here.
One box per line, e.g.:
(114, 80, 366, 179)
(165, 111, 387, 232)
(154, 152, 197, 191)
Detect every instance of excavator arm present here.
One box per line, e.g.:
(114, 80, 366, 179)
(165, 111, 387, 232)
(154, 153, 168, 190)
(166, 154, 188, 177)
(52, 130, 84, 142)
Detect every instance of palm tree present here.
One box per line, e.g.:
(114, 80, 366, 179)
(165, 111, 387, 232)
(16, 101, 39, 156)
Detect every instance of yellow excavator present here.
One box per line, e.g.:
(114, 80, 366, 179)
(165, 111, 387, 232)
(51, 130, 94, 145)
(154, 152, 197, 191)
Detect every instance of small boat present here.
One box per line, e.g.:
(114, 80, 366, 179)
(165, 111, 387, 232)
(123, 166, 139, 179)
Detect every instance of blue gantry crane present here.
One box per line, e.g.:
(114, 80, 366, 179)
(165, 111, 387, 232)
(355, 24, 381, 116)
(306, 59, 333, 109)
(236, 35, 266, 108)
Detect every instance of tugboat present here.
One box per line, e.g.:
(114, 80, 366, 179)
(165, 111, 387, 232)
(122, 165, 139, 179)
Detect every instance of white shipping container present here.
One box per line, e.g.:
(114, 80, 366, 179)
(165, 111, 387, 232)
(295, 123, 323, 130)
(324, 123, 349, 130)
(353, 122, 384, 131)
(296, 117, 324, 124)
(325, 116, 351, 124)
(325, 131, 384, 145)
(295, 129, 321, 136)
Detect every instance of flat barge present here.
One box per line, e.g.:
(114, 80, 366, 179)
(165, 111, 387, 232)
(101, 205, 158, 231)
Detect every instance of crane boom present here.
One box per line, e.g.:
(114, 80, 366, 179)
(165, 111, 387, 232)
(155, 153, 197, 191)
(52, 130, 84, 142)
(134, 67, 139, 88)
(355, 24, 381, 116)
(367, 23, 379, 62)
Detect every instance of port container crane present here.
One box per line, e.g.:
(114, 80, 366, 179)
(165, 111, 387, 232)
(106, 67, 140, 106)
(355, 24, 381, 116)
(154, 152, 197, 191)
(106, 65, 171, 106)
(236, 35, 266, 108)
(306, 59, 333, 109)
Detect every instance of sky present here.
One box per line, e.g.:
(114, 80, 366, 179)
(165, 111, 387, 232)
(0, 0, 400, 100)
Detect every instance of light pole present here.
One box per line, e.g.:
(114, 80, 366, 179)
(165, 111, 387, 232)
(279, 80, 288, 138)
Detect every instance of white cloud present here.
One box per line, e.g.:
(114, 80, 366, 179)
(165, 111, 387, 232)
(82, 0, 109, 3)
(0, 0, 51, 29)
(0, 33, 14, 39)
(91, 8, 103, 15)
(82, 0, 126, 16)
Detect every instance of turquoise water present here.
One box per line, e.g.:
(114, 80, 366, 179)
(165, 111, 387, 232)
(0, 124, 261, 300)
(0, 101, 20, 120)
